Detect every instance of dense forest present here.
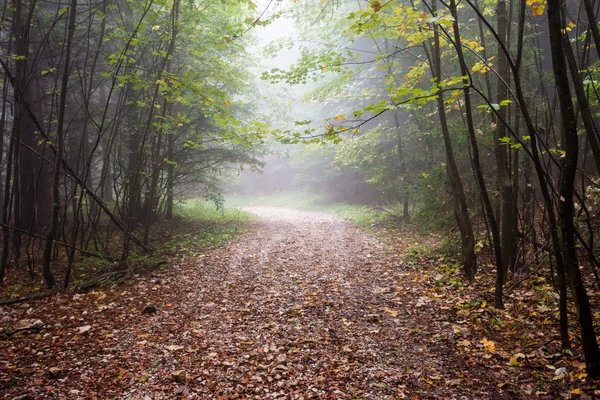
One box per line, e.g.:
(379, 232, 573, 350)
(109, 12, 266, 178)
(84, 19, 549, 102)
(0, 0, 268, 285)
(1, 0, 600, 397)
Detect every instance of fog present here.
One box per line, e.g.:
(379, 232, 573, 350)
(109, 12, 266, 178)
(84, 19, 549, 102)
(228, 1, 397, 205)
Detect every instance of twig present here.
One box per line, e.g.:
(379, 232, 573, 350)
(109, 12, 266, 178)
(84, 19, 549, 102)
(373, 206, 404, 221)
(1, 325, 43, 340)
(0, 223, 113, 261)
(0, 291, 57, 306)
(75, 269, 128, 291)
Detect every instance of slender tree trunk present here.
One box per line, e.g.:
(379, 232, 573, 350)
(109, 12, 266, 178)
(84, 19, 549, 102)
(465, 0, 570, 346)
(65, 0, 108, 288)
(42, 0, 78, 289)
(430, 0, 476, 280)
(581, 0, 600, 61)
(142, 0, 180, 244)
(511, 117, 520, 272)
(383, 38, 410, 221)
(561, 19, 600, 172)
(449, 0, 503, 305)
(473, 0, 494, 109)
(392, 112, 410, 222)
(166, 132, 174, 219)
(495, 0, 516, 281)
(0, 111, 16, 282)
(547, 0, 600, 377)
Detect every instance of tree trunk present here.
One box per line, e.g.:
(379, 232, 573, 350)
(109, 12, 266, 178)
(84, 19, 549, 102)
(495, 0, 516, 281)
(448, 0, 503, 305)
(547, 0, 600, 378)
(581, 0, 600, 61)
(42, 0, 78, 289)
(464, 0, 570, 346)
(142, 0, 180, 243)
(166, 131, 175, 219)
(430, 0, 476, 280)
(561, 18, 600, 172)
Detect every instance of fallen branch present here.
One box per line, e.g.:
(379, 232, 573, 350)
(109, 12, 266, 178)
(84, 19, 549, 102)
(75, 269, 128, 291)
(0, 325, 43, 340)
(517, 231, 548, 250)
(0, 291, 57, 306)
(372, 206, 404, 221)
(505, 261, 545, 293)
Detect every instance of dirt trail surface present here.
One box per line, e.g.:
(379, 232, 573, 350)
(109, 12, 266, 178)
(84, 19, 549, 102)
(1, 207, 501, 399)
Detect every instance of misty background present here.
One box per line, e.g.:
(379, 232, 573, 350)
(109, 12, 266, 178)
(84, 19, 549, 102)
(227, 0, 407, 207)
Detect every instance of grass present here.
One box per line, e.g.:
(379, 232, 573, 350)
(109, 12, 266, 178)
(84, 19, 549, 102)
(161, 199, 255, 253)
(73, 200, 253, 284)
(224, 190, 327, 210)
(224, 190, 391, 229)
(0, 199, 253, 302)
(176, 198, 255, 223)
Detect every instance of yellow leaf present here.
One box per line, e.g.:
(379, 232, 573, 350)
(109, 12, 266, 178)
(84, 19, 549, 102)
(564, 21, 576, 32)
(531, 5, 545, 16)
(571, 388, 583, 395)
(333, 115, 346, 121)
(481, 338, 496, 354)
(422, 172, 428, 178)
(382, 307, 399, 317)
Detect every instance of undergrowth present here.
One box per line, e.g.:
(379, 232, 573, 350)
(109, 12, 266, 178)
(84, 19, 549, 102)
(163, 199, 254, 255)
(0, 199, 253, 301)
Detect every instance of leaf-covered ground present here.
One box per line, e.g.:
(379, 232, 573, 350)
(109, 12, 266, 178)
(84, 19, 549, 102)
(1, 207, 597, 399)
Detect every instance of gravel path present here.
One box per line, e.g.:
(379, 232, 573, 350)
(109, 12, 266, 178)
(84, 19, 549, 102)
(1, 207, 500, 399)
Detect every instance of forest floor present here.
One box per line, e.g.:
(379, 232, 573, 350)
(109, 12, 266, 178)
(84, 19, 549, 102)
(1, 207, 598, 399)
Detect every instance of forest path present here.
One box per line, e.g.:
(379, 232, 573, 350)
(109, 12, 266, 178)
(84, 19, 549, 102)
(1, 207, 501, 399)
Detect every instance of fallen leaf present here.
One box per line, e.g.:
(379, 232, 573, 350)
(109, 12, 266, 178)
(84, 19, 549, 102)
(77, 325, 91, 334)
(480, 338, 496, 354)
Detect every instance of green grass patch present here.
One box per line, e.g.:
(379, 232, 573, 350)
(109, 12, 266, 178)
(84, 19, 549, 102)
(225, 190, 392, 229)
(224, 190, 327, 210)
(176, 198, 254, 222)
(321, 203, 385, 228)
(161, 198, 255, 254)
